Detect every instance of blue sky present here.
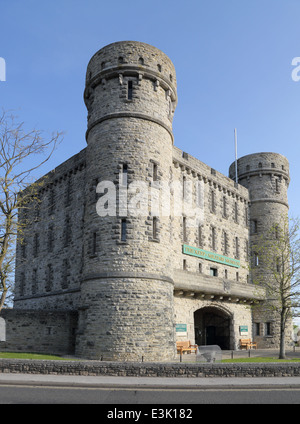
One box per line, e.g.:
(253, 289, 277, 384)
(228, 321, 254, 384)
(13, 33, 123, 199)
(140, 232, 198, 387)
(1, 0, 300, 217)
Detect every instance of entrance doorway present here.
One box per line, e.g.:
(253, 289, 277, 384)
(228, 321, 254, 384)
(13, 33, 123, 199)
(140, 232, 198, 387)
(194, 306, 231, 350)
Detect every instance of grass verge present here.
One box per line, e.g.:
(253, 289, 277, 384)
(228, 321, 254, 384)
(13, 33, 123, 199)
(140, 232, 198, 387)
(0, 352, 76, 360)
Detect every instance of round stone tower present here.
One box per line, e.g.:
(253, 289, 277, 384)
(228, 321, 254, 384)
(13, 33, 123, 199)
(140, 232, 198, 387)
(229, 152, 291, 347)
(76, 41, 178, 360)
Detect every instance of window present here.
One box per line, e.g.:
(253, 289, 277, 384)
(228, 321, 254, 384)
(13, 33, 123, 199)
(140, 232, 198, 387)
(92, 232, 97, 255)
(62, 258, 70, 289)
(210, 267, 217, 277)
(223, 231, 228, 255)
(245, 207, 248, 227)
(235, 236, 239, 259)
(64, 216, 71, 247)
(153, 162, 158, 181)
(198, 263, 202, 273)
(20, 272, 25, 297)
(182, 216, 187, 242)
(183, 259, 187, 270)
(182, 176, 186, 199)
(122, 163, 128, 186)
(46, 327, 53, 335)
(234, 202, 238, 222)
(255, 322, 260, 336)
(254, 252, 259, 267)
(127, 81, 133, 100)
(223, 196, 227, 217)
(45, 264, 53, 292)
(32, 269, 37, 294)
(211, 227, 216, 251)
(33, 233, 39, 257)
(48, 225, 54, 252)
(236, 271, 239, 282)
(196, 181, 202, 207)
(266, 322, 272, 336)
(198, 225, 202, 247)
(245, 241, 249, 260)
(21, 241, 26, 260)
(152, 217, 158, 240)
(224, 269, 228, 279)
(211, 191, 216, 213)
(250, 219, 258, 234)
(121, 219, 127, 242)
(276, 257, 281, 273)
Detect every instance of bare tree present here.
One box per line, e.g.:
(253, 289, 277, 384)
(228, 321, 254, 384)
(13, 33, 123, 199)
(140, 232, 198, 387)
(252, 215, 300, 359)
(0, 111, 63, 311)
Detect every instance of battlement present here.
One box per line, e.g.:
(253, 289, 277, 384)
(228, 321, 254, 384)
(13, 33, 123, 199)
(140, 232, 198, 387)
(229, 152, 290, 183)
(84, 41, 177, 140)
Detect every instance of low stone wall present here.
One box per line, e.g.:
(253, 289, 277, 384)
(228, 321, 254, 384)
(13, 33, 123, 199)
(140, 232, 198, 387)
(1, 358, 300, 378)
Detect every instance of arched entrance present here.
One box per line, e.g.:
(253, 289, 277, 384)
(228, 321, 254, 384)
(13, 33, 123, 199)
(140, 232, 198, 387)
(194, 306, 231, 350)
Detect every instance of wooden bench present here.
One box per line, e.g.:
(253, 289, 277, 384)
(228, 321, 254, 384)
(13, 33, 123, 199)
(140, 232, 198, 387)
(240, 338, 257, 350)
(176, 340, 198, 354)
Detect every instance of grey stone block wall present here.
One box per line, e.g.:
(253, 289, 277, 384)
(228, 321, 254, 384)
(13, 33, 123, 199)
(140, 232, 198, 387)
(229, 152, 292, 348)
(1, 358, 300, 378)
(77, 41, 178, 361)
(14, 150, 86, 311)
(2, 42, 291, 360)
(0, 309, 77, 355)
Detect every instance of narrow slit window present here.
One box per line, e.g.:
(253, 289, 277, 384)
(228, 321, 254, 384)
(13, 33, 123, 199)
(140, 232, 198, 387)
(198, 225, 202, 247)
(121, 219, 127, 242)
(211, 226, 216, 251)
(235, 236, 239, 258)
(153, 163, 158, 181)
(153, 217, 158, 239)
(183, 216, 187, 242)
(128, 81, 133, 100)
(122, 163, 128, 186)
(234, 202, 238, 222)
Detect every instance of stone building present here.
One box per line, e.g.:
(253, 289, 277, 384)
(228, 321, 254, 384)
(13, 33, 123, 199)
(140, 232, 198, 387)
(0, 41, 292, 360)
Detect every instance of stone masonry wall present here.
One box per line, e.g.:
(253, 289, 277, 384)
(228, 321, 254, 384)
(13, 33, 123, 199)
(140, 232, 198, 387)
(0, 309, 78, 355)
(14, 149, 86, 311)
(1, 358, 300, 378)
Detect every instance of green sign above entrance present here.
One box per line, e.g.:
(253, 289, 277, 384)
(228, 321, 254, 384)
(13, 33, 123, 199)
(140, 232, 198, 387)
(182, 244, 240, 268)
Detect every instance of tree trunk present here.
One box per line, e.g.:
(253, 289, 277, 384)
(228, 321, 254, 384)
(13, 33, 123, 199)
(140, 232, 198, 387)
(279, 312, 286, 359)
(0, 287, 7, 314)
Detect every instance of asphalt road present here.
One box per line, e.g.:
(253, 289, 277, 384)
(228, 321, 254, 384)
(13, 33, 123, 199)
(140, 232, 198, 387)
(1, 373, 300, 405)
(1, 384, 300, 405)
